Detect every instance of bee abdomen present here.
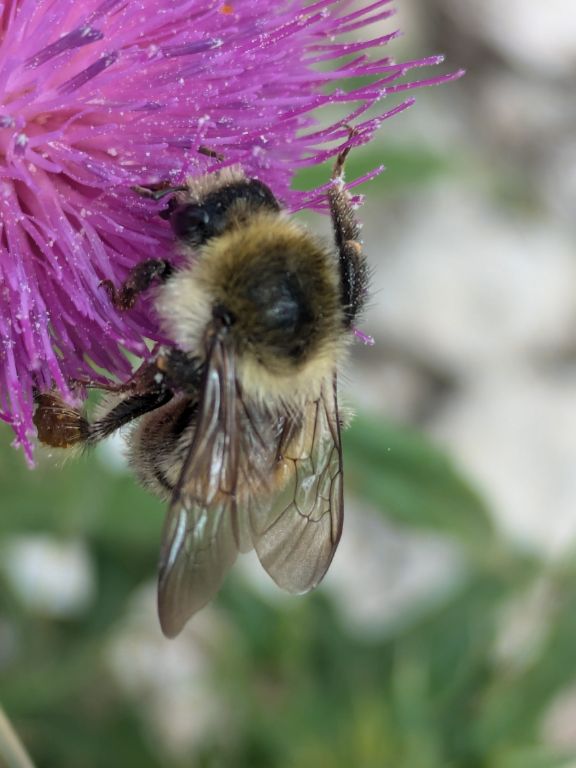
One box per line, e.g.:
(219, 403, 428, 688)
(127, 395, 198, 501)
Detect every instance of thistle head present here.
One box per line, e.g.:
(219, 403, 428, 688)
(0, 0, 462, 461)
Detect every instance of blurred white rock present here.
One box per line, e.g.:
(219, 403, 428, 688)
(430, 370, 576, 558)
(367, 183, 576, 377)
(1, 535, 95, 617)
(483, 0, 576, 78)
(478, 73, 569, 150)
(107, 584, 235, 759)
(346, 356, 435, 421)
(438, 0, 576, 78)
(493, 577, 556, 672)
(543, 682, 576, 751)
(235, 549, 299, 607)
(236, 503, 463, 640)
(543, 139, 576, 225)
(323, 502, 463, 639)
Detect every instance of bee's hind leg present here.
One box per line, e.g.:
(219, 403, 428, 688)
(34, 388, 174, 450)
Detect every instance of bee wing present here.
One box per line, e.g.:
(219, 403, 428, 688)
(251, 375, 344, 594)
(157, 335, 243, 638)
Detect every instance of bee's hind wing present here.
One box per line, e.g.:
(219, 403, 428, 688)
(250, 376, 344, 594)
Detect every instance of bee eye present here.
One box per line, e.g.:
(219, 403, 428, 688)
(212, 303, 235, 328)
(171, 204, 210, 242)
(159, 197, 178, 220)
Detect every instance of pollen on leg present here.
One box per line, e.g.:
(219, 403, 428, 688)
(346, 240, 363, 256)
(33, 393, 89, 449)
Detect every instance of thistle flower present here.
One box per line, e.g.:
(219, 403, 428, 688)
(0, 0, 461, 461)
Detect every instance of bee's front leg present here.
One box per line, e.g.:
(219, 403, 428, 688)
(328, 126, 369, 327)
(101, 259, 173, 310)
(132, 182, 189, 201)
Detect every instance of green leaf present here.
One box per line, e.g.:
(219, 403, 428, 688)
(293, 143, 458, 195)
(344, 414, 495, 555)
(490, 746, 575, 768)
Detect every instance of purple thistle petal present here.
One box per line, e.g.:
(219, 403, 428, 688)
(25, 25, 105, 69)
(0, 0, 462, 461)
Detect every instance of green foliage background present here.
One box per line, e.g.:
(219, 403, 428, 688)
(2, 145, 576, 768)
(1, 401, 575, 766)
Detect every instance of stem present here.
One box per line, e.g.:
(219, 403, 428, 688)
(0, 704, 35, 768)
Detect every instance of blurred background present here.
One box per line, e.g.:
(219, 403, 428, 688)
(3, 1, 576, 766)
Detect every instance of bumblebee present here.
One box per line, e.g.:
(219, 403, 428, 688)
(34, 138, 369, 637)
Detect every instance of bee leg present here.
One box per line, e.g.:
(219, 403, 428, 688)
(328, 127, 369, 327)
(86, 389, 174, 445)
(132, 183, 189, 201)
(156, 348, 204, 395)
(197, 145, 225, 161)
(331, 126, 357, 181)
(69, 357, 165, 397)
(132, 183, 190, 221)
(34, 388, 174, 450)
(33, 392, 91, 449)
(101, 259, 173, 310)
(132, 144, 225, 203)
